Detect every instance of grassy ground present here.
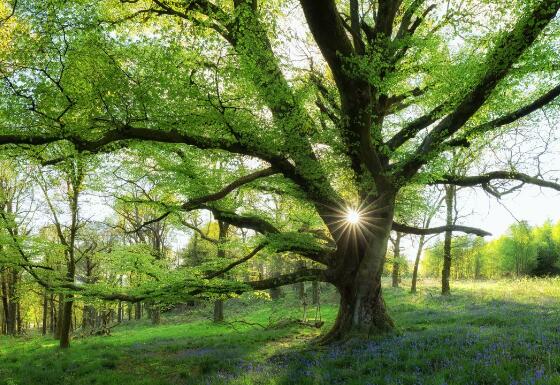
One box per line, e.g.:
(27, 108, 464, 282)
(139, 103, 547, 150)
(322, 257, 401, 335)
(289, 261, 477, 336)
(3, 278, 560, 385)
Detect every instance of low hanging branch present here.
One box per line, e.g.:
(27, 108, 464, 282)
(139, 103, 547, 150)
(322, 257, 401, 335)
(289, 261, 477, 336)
(392, 221, 491, 237)
(247, 268, 332, 290)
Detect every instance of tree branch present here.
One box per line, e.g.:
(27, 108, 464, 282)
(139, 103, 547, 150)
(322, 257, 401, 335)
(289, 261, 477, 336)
(434, 171, 560, 192)
(392, 222, 491, 237)
(446, 83, 560, 147)
(247, 268, 332, 290)
(396, 0, 560, 178)
(182, 167, 278, 210)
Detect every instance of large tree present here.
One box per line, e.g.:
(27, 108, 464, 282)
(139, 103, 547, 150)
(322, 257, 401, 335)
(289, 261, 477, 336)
(0, 0, 559, 342)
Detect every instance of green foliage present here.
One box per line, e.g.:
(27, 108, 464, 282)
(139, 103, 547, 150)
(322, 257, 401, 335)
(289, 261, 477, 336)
(422, 220, 560, 278)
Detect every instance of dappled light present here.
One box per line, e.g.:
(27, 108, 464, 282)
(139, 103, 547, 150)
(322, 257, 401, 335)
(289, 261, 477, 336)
(0, 0, 559, 384)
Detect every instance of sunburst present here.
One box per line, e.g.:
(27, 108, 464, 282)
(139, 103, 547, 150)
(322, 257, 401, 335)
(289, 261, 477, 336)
(346, 208, 361, 225)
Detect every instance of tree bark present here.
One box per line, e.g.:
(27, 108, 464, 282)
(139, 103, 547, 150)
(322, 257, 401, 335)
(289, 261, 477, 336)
(59, 293, 73, 348)
(321, 194, 396, 342)
(49, 294, 55, 334)
(151, 305, 161, 325)
(312, 280, 319, 305)
(410, 234, 426, 293)
(135, 302, 142, 320)
(42, 290, 48, 335)
(213, 221, 228, 323)
(54, 293, 63, 339)
(441, 185, 455, 295)
(213, 300, 224, 323)
(391, 232, 402, 288)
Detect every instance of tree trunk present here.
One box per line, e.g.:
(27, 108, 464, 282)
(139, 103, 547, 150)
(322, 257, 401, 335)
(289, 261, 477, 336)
(312, 280, 319, 305)
(151, 306, 161, 325)
(59, 294, 73, 348)
(54, 293, 64, 339)
(83, 305, 96, 330)
(441, 185, 455, 296)
(213, 221, 228, 323)
(42, 291, 48, 335)
(410, 234, 426, 293)
(1, 269, 18, 336)
(321, 194, 396, 342)
(49, 294, 55, 334)
(213, 300, 224, 323)
(16, 301, 22, 334)
(391, 232, 402, 288)
(117, 302, 123, 323)
(134, 302, 142, 320)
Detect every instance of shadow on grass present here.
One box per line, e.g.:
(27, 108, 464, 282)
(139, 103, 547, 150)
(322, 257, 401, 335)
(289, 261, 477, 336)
(3, 283, 560, 385)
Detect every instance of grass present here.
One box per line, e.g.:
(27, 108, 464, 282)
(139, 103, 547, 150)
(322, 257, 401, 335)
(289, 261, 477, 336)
(3, 278, 560, 385)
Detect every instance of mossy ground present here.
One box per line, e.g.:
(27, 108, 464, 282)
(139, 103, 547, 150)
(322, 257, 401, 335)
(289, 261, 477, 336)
(2, 278, 560, 385)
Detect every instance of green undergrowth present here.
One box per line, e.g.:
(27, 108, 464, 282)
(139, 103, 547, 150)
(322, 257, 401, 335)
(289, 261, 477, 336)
(3, 278, 560, 385)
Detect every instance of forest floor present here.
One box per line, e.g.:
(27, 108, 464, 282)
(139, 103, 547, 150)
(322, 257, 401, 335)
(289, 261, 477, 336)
(2, 278, 560, 385)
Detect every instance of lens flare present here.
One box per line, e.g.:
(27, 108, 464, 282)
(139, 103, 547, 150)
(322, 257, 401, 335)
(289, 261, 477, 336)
(346, 209, 360, 224)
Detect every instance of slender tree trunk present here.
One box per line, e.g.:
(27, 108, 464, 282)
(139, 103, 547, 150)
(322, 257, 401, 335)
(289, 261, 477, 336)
(1, 272, 11, 335)
(269, 256, 283, 299)
(134, 303, 142, 320)
(0, 300, 5, 335)
(117, 302, 123, 323)
(151, 305, 161, 325)
(391, 232, 402, 288)
(49, 294, 55, 334)
(410, 234, 426, 293)
(213, 300, 224, 323)
(16, 302, 22, 334)
(213, 221, 228, 323)
(54, 293, 64, 339)
(42, 291, 48, 335)
(312, 280, 319, 305)
(441, 185, 455, 296)
(59, 293, 74, 348)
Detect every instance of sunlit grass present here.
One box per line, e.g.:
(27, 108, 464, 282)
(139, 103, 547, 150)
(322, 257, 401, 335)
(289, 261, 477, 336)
(3, 278, 560, 384)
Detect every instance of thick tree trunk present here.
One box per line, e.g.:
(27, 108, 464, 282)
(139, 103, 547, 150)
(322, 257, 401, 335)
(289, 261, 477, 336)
(410, 234, 426, 293)
(326, 276, 394, 342)
(441, 185, 455, 296)
(321, 194, 396, 342)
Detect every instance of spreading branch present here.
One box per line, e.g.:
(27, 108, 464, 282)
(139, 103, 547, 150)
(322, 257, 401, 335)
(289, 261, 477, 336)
(434, 171, 560, 192)
(446, 83, 560, 147)
(397, 0, 560, 178)
(392, 222, 491, 237)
